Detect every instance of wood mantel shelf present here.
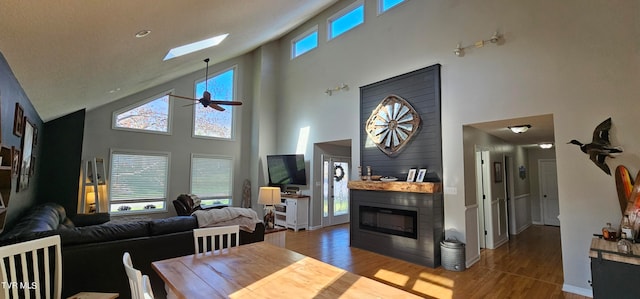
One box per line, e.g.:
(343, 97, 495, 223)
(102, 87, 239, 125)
(347, 180, 441, 194)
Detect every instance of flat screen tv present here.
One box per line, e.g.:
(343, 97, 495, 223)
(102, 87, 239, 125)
(266, 154, 307, 186)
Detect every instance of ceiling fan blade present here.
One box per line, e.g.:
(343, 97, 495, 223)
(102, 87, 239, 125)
(208, 104, 226, 111)
(182, 102, 199, 107)
(209, 100, 243, 106)
(167, 94, 198, 101)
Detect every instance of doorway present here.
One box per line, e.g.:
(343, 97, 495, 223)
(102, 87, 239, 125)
(322, 155, 351, 226)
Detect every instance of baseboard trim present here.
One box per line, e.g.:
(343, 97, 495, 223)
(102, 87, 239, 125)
(562, 283, 592, 298)
(308, 225, 322, 230)
(515, 223, 532, 235)
(466, 254, 480, 268)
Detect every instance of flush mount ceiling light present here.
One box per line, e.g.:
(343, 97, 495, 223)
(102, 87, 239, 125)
(135, 29, 151, 38)
(508, 124, 531, 134)
(539, 143, 553, 149)
(163, 33, 229, 61)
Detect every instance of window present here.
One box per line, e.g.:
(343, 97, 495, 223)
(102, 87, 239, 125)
(328, 1, 365, 40)
(194, 67, 236, 139)
(379, 0, 405, 14)
(190, 154, 233, 207)
(109, 150, 170, 213)
(292, 26, 318, 59)
(113, 91, 172, 134)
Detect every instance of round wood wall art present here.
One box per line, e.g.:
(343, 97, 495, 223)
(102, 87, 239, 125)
(365, 94, 421, 156)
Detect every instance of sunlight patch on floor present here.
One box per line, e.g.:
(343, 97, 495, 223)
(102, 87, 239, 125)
(408, 272, 454, 298)
(374, 268, 410, 286)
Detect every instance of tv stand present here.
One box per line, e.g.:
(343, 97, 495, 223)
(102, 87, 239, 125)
(274, 194, 309, 231)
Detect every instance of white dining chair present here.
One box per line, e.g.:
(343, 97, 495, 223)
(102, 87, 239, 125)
(193, 225, 240, 254)
(0, 235, 62, 299)
(122, 252, 154, 299)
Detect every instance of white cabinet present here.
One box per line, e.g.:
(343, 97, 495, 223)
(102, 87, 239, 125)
(274, 195, 309, 231)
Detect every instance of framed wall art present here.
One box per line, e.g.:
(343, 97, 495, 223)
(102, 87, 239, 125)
(494, 162, 503, 183)
(11, 146, 20, 177)
(17, 118, 34, 192)
(13, 103, 24, 137)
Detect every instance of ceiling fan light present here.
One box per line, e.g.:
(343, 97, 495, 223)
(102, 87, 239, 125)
(163, 33, 229, 61)
(508, 124, 531, 134)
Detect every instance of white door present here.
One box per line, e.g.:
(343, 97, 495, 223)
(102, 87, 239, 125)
(322, 155, 350, 226)
(476, 151, 493, 248)
(540, 159, 560, 226)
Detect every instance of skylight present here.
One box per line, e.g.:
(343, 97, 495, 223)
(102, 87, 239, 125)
(163, 34, 229, 61)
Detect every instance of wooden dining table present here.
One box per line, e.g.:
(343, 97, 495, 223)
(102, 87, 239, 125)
(152, 241, 422, 298)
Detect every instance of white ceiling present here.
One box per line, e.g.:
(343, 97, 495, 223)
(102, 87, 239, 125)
(466, 114, 556, 148)
(0, 0, 339, 121)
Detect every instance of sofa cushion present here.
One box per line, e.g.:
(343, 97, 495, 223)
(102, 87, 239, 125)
(58, 221, 150, 246)
(149, 216, 198, 236)
(0, 203, 66, 240)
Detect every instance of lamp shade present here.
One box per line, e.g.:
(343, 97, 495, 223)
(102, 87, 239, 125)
(258, 187, 281, 205)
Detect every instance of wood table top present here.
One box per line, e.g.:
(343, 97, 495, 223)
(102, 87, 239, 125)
(152, 241, 421, 299)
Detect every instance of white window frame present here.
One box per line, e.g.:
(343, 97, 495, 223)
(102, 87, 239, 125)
(112, 89, 174, 135)
(378, 0, 406, 15)
(327, 0, 365, 41)
(192, 65, 238, 140)
(108, 148, 171, 214)
(291, 25, 319, 59)
(190, 154, 234, 207)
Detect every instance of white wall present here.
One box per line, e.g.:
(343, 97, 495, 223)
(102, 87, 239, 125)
(272, 0, 640, 295)
(82, 53, 255, 217)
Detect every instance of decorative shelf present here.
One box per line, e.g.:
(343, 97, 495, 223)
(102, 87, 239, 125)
(347, 180, 442, 194)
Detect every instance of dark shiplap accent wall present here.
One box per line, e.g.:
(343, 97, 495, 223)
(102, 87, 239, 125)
(359, 64, 442, 182)
(38, 109, 85, 217)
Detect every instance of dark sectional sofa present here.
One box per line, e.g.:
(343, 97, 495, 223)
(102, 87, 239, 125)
(0, 203, 265, 299)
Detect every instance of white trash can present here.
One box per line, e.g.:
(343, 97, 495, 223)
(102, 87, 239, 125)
(441, 239, 466, 271)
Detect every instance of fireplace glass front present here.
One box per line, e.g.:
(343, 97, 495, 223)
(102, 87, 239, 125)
(359, 205, 418, 239)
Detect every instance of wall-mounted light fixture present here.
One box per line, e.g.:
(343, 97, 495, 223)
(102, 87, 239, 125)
(508, 124, 531, 134)
(539, 143, 553, 149)
(325, 83, 349, 96)
(454, 31, 503, 57)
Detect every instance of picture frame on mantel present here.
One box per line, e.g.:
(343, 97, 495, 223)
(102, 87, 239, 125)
(406, 168, 417, 182)
(416, 168, 427, 182)
(494, 162, 503, 183)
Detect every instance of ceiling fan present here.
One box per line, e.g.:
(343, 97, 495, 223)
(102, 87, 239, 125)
(167, 58, 243, 111)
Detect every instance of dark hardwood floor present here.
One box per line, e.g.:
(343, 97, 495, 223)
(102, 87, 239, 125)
(284, 224, 589, 299)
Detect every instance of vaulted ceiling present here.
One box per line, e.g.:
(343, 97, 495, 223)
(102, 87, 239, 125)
(0, 0, 338, 121)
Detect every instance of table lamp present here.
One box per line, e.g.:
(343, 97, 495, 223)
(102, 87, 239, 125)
(258, 187, 281, 229)
(86, 191, 97, 213)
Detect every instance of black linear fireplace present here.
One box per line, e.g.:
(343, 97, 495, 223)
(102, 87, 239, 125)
(350, 189, 443, 268)
(359, 205, 418, 239)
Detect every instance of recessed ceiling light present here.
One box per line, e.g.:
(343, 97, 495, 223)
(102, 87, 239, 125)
(507, 124, 531, 134)
(163, 33, 229, 61)
(135, 30, 151, 38)
(539, 143, 553, 149)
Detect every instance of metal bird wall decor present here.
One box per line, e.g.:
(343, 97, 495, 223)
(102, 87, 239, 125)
(167, 58, 242, 111)
(568, 117, 623, 175)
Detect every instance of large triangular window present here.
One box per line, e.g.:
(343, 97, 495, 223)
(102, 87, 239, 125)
(113, 91, 173, 134)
